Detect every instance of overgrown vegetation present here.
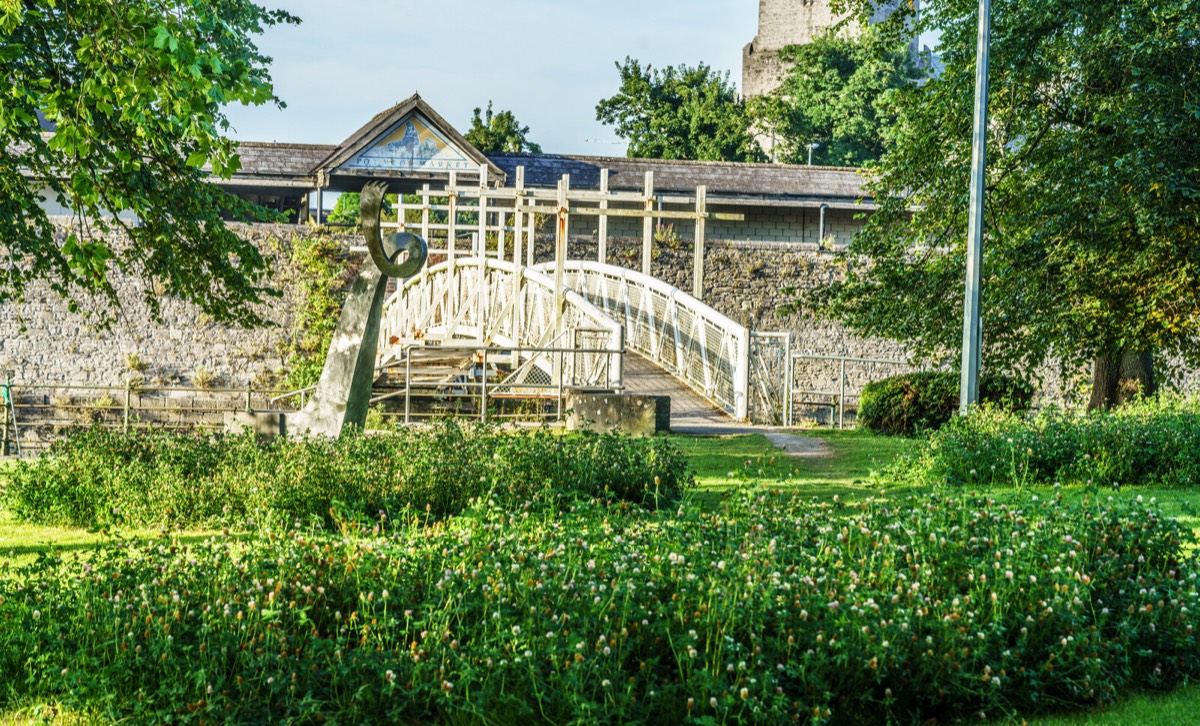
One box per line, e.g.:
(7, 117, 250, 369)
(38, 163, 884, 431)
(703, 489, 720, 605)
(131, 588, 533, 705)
(595, 56, 764, 162)
(1, 0, 298, 326)
(753, 29, 924, 167)
(0, 423, 690, 529)
(1, 488, 1196, 724)
(887, 394, 1200, 489)
(807, 0, 1200, 409)
(280, 235, 347, 391)
(857, 371, 1034, 436)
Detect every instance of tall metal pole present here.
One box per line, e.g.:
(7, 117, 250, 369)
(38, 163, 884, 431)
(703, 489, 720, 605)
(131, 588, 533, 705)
(959, 0, 991, 415)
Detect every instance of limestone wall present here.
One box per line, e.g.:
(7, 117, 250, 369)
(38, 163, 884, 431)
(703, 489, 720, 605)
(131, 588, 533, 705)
(741, 0, 918, 99)
(0, 221, 1116, 419)
(744, 1, 844, 97)
(0, 224, 358, 390)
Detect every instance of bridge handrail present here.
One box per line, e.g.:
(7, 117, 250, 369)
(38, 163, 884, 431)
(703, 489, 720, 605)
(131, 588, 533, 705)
(379, 257, 624, 391)
(538, 261, 747, 336)
(384, 257, 622, 345)
(536, 260, 750, 420)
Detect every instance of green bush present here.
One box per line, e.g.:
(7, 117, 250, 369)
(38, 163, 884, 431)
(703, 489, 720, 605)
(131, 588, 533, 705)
(0, 422, 691, 529)
(1, 491, 1196, 724)
(889, 393, 1200, 488)
(857, 370, 1034, 436)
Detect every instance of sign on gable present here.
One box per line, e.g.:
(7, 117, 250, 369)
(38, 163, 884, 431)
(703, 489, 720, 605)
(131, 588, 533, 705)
(343, 113, 475, 173)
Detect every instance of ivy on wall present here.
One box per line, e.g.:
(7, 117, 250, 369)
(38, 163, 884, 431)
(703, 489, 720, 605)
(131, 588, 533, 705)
(279, 235, 348, 391)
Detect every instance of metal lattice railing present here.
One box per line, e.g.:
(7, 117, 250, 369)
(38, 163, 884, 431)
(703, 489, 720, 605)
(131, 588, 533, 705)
(537, 261, 750, 420)
(379, 257, 624, 392)
(380, 257, 765, 421)
(750, 332, 793, 426)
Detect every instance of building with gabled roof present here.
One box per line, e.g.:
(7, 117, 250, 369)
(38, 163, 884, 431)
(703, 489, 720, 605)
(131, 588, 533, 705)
(214, 93, 873, 251)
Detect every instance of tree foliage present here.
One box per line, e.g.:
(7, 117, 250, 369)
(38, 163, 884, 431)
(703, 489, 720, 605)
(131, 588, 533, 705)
(755, 31, 924, 166)
(0, 0, 298, 326)
(595, 57, 765, 162)
(809, 0, 1200, 407)
(464, 101, 542, 154)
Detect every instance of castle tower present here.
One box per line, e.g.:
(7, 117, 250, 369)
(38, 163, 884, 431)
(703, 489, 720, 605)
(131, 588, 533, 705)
(742, 0, 916, 99)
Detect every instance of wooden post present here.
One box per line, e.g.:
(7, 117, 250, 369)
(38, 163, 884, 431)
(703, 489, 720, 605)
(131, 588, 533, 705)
(526, 201, 536, 268)
(498, 211, 507, 263)
(447, 171, 458, 262)
(123, 379, 131, 434)
(420, 183, 430, 242)
(478, 164, 490, 335)
(692, 185, 707, 299)
(478, 163, 489, 258)
(512, 167, 526, 348)
(554, 176, 569, 338)
(838, 357, 847, 430)
(642, 171, 655, 275)
(598, 168, 610, 265)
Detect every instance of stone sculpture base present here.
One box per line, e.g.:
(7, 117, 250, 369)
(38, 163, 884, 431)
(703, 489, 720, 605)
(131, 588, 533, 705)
(287, 265, 387, 438)
(565, 393, 671, 436)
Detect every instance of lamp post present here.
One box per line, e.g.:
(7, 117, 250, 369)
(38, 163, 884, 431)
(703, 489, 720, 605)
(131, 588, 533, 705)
(959, 0, 991, 415)
(806, 142, 820, 165)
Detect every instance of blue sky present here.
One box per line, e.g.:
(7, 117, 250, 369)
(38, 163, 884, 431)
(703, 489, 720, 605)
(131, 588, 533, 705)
(224, 0, 759, 156)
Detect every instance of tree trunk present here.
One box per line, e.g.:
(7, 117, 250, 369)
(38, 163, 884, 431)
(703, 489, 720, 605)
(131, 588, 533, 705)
(1088, 350, 1156, 410)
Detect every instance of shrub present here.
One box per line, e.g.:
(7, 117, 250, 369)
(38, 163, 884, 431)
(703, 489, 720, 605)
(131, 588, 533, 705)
(0, 491, 1196, 724)
(857, 370, 1033, 436)
(0, 422, 691, 529)
(889, 393, 1200, 488)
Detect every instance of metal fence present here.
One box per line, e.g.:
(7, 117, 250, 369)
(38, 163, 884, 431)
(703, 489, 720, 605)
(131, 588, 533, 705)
(0, 382, 301, 457)
(790, 353, 934, 428)
(378, 342, 626, 425)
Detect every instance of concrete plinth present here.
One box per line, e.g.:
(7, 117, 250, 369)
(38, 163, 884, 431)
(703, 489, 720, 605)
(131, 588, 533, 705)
(288, 265, 387, 438)
(224, 411, 286, 437)
(565, 393, 671, 436)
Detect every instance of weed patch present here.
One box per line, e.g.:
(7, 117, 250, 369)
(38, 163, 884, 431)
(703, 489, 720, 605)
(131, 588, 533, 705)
(0, 491, 1195, 723)
(889, 395, 1200, 489)
(0, 423, 690, 530)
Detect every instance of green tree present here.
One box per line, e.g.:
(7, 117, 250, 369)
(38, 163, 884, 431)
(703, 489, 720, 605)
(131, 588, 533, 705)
(808, 0, 1200, 409)
(465, 101, 542, 154)
(326, 193, 395, 226)
(595, 57, 765, 162)
(755, 31, 924, 166)
(0, 0, 298, 326)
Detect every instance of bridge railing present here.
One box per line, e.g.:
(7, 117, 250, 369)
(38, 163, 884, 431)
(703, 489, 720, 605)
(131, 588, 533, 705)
(539, 261, 750, 420)
(379, 257, 624, 391)
(376, 341, 625, 425)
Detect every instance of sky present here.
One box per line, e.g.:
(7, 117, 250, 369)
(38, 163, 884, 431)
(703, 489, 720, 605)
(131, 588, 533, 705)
(224, 0, 759, 157)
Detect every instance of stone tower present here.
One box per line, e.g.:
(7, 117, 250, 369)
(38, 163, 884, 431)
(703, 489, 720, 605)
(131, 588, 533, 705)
(742, 0, 916, 99)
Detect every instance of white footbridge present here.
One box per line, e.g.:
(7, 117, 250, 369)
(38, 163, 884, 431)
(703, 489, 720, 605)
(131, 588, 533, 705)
(377, 256, 790, 423)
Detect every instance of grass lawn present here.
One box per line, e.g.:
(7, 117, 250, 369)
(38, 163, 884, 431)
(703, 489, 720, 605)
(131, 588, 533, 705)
(672, 428, 919, 494)
(2, 428, 1198, 724)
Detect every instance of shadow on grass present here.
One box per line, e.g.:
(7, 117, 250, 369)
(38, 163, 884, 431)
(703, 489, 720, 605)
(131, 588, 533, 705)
(671, 428, 925, 511)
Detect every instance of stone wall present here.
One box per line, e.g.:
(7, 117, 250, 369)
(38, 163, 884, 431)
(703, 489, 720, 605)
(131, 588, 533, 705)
(0, 224, 359, 390)
(530, 233, 906, 355)
(743, 0, 844, 98)
(741, 0, 918, 99)
(528, 233, 1114, 411)
(1, 221, 1117, 417)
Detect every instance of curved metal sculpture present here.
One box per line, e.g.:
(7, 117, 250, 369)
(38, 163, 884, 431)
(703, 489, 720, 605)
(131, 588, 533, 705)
(361, 181, 427, 278)
(289, 181, 428, 437)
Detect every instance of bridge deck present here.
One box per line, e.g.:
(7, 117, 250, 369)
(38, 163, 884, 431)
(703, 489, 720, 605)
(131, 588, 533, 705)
(621, 352, 749, 434)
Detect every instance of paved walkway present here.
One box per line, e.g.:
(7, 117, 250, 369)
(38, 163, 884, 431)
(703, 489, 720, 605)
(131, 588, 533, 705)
(622, 353, 831, 459)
